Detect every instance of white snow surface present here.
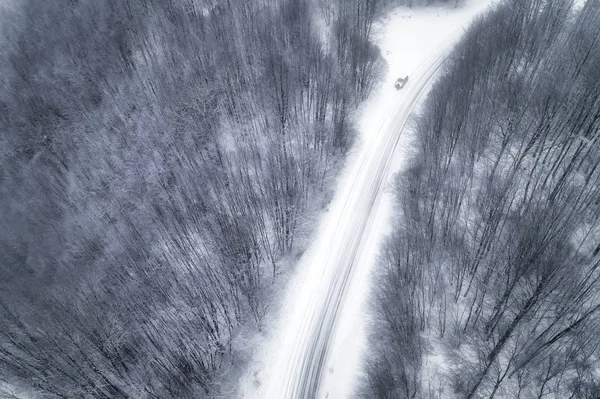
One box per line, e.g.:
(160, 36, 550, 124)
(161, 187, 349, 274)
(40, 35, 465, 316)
(237, 1, 493, 398)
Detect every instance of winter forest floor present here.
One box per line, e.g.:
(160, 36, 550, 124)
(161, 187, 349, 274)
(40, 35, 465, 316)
(363, 0, 600, 398)
(234, 1, 492, 397)
(7, 0, 598, 398)
(0, 1, 384, 397)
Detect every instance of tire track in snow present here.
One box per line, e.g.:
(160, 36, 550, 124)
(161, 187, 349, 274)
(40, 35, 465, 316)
(274, 46, 453, 399)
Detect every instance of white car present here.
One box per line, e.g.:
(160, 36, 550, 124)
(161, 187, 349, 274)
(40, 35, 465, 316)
(395, 76, 409, 89)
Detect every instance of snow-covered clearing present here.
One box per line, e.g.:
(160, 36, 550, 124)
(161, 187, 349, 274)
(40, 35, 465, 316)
(237, 1, 493, 398)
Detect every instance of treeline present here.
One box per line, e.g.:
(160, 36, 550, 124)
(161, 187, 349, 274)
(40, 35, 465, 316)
(364, 0, 600, 398)
(0, 0, 385, 397)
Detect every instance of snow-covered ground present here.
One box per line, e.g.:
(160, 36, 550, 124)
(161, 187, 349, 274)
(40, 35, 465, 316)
(237, 1, 493, 398)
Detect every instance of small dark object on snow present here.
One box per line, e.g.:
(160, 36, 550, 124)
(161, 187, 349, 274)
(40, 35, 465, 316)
(395, 76, 409, 89)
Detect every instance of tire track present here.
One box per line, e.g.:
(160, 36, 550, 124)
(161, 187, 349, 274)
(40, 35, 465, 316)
(267, 46, 452, 399)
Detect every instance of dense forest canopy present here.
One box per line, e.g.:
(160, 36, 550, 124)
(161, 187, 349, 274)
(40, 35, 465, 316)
(0, 0, 389, 397)
(365, 0, 600, 398)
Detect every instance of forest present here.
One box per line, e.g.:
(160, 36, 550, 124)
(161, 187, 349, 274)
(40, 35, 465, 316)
(0, 0, 392, 397)
(364, 0, 600, 398)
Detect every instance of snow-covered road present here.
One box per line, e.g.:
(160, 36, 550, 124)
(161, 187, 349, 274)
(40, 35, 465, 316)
(276, 45, 452, 399)
(238, 3, 492, 398)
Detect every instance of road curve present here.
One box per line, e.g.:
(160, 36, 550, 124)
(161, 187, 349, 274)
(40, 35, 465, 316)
(264, 45, 453, 399)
